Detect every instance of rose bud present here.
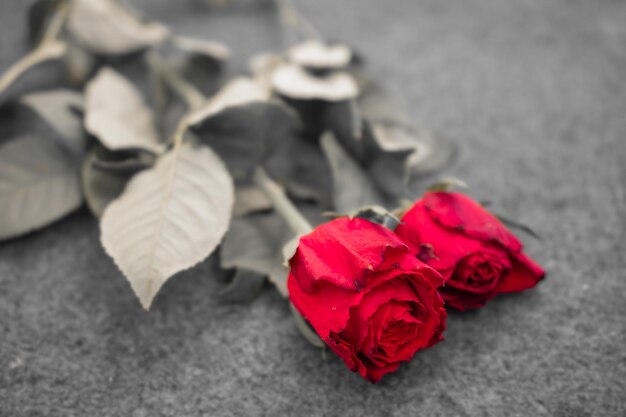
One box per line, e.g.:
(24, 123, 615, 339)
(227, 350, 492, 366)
(395, 191, 545, 311)
(287, 217, 447, 383)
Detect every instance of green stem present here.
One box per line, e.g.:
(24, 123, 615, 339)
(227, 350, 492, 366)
(252, 167, 312, 236)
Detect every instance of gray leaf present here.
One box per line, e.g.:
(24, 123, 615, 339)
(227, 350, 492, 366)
(325, 100, 412, 196)
(91, 150, 155, 175)
(220, 212, 292, 296)
(326, 104, 454, 197)
(265, 135, 332, 206)
(219, 203, 324, 307)
(324, 99, 365, 158)
(272, 62, 359, 101)
(352, 206, 401, 231)
(64, 41, 96, 86)
(192, 100, 301, 180)
(320, 131, 385, 213)
(364, 124, 415, 197)
(215, 269, 266, 303)
(286, 40, 352, 70)
(85, 67, 165, 154)
(0, 135, 82, 240)
(371, 122, 456, 178)
(20, 89, 86, 157)
(100, 142, 234, 309)
(337, 70, 456, 187)
(426, 178, 467, 193)
(188, 77, 271, 125)
(233, 185, 272, 217)
(355, 72, 409, 125)
(67, 0, 169, 56)
(171, 35, 230, 62)
(81, 145, 153, 218)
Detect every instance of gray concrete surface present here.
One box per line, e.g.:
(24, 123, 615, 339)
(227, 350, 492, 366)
(1, 0, 625, 416)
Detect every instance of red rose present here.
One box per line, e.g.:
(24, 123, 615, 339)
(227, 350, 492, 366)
(287, 217, 447, 383)
(395, 191, 545, 311)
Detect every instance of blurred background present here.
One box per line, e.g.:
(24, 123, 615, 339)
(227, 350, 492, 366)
(1, 0, 625, 416)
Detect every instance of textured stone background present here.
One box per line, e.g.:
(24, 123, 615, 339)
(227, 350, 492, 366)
(1, 0, 625, 416)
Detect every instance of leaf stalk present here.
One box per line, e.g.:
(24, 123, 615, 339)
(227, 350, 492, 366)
(252, 167, 312, 236)
(274, 0, 321, 43)
(144, 51, 206, 112)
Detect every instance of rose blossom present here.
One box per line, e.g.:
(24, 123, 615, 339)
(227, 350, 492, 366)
(287, 217, 446, 383)
(395, 191, 545, 311)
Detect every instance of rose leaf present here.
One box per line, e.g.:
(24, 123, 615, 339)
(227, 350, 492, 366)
(64, 41, 96, 86)
(215, 269, 267, 304)
(286, 40, 352, 70)
(320, 131, 386, 213)
(67, 0, 169, 56)
(81, 144, 155, 218)
(355, 71, 410, 125)
(426, 178, 468, 192)
(100, 142, 234, 309)
(272, 62, 359, 102)
(356, 71, 456, 178)
(85, 67, 165, 154)
(372, 122, 456, 179)
(220, 212, 292, 297)
(233, 185, 272, 217)
(19, 89, 86, 157)
(0, 134, 82, 240)
(190, 79, 301, 180)
(193, 102, 299, 179)
(188, 77, 271, 125)
(170, 35, 230, 63)
(264, 135, 333, 206)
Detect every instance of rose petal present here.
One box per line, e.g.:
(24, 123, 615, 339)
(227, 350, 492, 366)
(496, 251, 545, 293)
(396, 202, 485, 272)
(368, 304, 422, 363)
(326, 332, 367, 376)
(439, 287, 493, 311)
(288, 276, 364, 338)
(290, 217, 410, 293)
(359, 357, 402, 383)
(423, 192, 523, 253)
(347, 279, 422, 351)
(444, 246, 511, 294)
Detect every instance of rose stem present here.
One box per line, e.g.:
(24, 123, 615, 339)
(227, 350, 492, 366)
(252, 167, 323, 348)
(39, 0, 70, 45)
(273, 0, 321, 43)
(252, 167, 313, 236)
(144, 50, 211, 152)
(0, 1, 69, 93)
(144, 50, 206, 112)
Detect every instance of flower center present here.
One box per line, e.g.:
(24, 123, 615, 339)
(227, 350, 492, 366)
(452, 250, 509, 291)
(366, 301, 424, 362)
(378, 320, 416, 355)
(466, 261, 501, 286)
